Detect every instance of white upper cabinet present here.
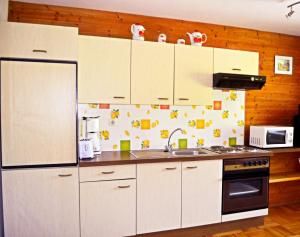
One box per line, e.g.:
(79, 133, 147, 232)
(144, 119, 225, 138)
(78, 36, 131, 104)
(182, 160, 222, 228)
(174, 45, 213, 105)
(0, 22, 78, 60)
(131, 40, 174, 105)
(214, 48, 259, 75)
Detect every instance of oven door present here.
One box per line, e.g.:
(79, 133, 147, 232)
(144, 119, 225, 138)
(222, 175, 269, 214)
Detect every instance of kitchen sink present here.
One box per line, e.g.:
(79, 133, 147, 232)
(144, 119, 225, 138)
(170, 150, 208, 156)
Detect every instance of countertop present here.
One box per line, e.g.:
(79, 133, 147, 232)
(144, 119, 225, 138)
(79, 148, 273, 167)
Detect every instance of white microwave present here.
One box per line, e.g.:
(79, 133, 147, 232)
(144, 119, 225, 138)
(250, 126, 294, 148)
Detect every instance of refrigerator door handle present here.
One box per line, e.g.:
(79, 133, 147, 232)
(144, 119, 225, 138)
(58, 174, 73, 177)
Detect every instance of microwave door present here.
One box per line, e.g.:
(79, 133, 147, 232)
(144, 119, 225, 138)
(266, 130, 286, 145)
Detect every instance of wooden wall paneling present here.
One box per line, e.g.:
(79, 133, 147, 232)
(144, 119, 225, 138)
(8, 1, 300, 145)
(269, 181, 300, 207)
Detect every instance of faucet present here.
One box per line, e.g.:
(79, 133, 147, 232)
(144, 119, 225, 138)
(165, 128, 184, 152)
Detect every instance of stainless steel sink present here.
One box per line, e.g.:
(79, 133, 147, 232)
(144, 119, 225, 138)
(170, 150, 208, 156)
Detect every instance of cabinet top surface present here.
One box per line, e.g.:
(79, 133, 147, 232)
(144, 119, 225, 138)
(79, 149, 272, 167)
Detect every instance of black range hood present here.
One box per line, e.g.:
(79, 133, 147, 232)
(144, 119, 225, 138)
(213, 73, 266, 90)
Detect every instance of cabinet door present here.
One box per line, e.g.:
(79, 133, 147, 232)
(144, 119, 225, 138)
(0, 22, 78, 60)
(214, 48, 259, 75)
(131, 41, 174, 105)
(1, 60, 77, 167)
(182, 160, 222, 228)
(137, 162, 181, 234)
(80, 179, 136, 237)
(78, 36, 131, 104)
(174, 45, 213, 105)
(2, 167, 80, 237)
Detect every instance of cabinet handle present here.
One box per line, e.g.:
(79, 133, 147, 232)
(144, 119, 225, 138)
(32, 49, 47, 53)
(58, 174, 72, 177)
(158, 97, 169, 100)
(178, 98, 189, 101)
(101, 171, 115, 174)
(165, 167, 177, 170)
(232, 68, 242, 71)
(187, 166, 198, 169)
(118, 185, 131, 189)
(113, 96, 125, 99)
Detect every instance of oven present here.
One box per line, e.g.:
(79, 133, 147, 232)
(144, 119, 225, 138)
(222, 157, 269, 215)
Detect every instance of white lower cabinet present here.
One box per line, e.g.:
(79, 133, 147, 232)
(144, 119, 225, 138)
(137, 162, 181, 234)
(80, 166, 136, 237)
(2, 167, 80, 237)
(182, 160, 223, 228)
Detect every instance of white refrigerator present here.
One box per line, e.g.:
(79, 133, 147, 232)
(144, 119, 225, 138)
(1, 59, 80, 237)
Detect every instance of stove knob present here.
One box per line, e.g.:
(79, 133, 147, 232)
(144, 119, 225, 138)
(254, 161, 258, 166)
(248, 161, 253, 166)
(243, 162, 248, 167)
(258, 160, 262, 165)
(263, 160, 268, 165)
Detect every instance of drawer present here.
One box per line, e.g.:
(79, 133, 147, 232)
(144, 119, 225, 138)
(80, 165, 136, 182)
(0, 22, 78, 61)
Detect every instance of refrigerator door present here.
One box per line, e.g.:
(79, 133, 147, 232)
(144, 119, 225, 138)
(1, 60, 77, 167)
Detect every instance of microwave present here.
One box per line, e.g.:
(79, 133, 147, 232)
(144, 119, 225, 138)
(250, 126, 294, 148)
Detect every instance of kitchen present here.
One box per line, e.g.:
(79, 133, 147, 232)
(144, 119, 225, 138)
(1, 0, 300, 237)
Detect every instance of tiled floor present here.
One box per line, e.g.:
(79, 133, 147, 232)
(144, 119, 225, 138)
(211, 203, 300, 237)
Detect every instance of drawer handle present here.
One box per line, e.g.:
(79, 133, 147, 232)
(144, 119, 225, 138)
(118, 185, 130, 189)
(178, 98, 189, 101)
(58, 174, 72, 177)
(102, 171, 115, 174)
(232, 68, 242, 71)
(32, 49, 48, 53)
(113, 96, 125, 99)
(187, 166, 198, 169)
(165, 167, 177, 170)
(158, 97, 169, 100)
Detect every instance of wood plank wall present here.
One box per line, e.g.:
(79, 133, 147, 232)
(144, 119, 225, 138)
(8, 1, 300, 143)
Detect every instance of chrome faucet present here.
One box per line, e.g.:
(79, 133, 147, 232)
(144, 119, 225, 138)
(165, 128, 184, 152)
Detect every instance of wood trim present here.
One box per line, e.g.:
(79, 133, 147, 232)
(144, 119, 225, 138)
(135, 217, 263, 237)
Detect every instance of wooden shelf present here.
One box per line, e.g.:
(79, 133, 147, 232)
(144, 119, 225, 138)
(267, 147, 300, 154)
(270, 172, 300, 184)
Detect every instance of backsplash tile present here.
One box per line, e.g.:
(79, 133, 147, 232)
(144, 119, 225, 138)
(78, 90, 245, 151)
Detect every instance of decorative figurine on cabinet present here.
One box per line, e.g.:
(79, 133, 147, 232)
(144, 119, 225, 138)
(187, 31, 207, 46)
(131, 23, 145, 41)
(158, 33, 167, 43)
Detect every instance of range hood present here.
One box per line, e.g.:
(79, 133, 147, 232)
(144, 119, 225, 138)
(213, 73, 266, 90)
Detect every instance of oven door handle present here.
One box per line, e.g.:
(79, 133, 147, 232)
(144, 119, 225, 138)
(229, 188, 260, 197)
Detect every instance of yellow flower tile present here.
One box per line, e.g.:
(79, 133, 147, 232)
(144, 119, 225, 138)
(135, 136, 140, 139)
(160, 130, 169, 139)
(196, 119, 205, 129)
(146, 110, 150, 115)
(230, 91, 237, 101)
(88, 103, 98, 109)
(170, 110, 178, 119)
(184, 112, 188, 118)
(111, 109, 120, 119)
(222, 111, 229, 119)
(237, 120, 245, 127)
(135, 104, 141, 108)
(197, 138, 204, 147)
(192, 105, 197, 109)
(127, 112, 131, 117)
(213, 129, 221, 138)
(124, 130, 130, 136)
(151, 105, 159, 109)
(188, 120, 196, 127)
(132, 120, 140, 128)
(141, 140, 150, 149)
(141, 119, 151, 130)
(182, 129, 187, 135)
(101, 130, 110, 140)
(113, 144, 118, 150)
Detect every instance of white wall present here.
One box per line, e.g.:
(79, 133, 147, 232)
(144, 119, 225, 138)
(0, 0, 8, 21)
